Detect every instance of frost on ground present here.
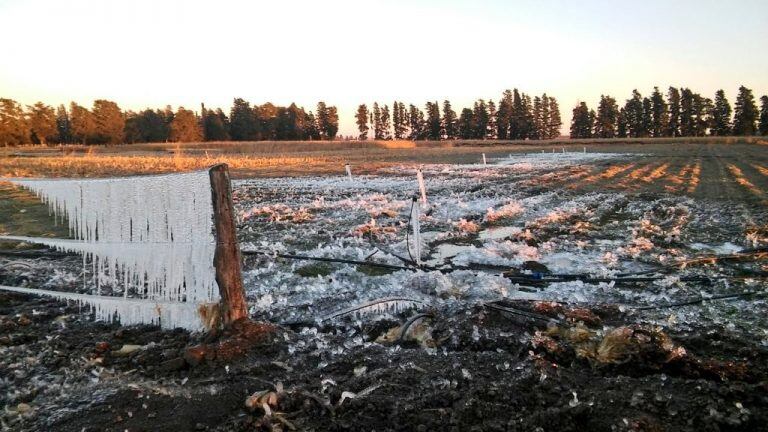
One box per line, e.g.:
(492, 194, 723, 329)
(232, 153, 767, 340)
(2, 150, 768, 431)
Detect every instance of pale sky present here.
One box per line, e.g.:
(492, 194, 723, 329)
(1, 0, 767, 137)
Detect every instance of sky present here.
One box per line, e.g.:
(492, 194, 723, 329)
(1, 0, 767, 137)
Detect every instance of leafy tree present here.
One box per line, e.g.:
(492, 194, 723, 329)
(355, 104, 369, 140)
(667, 87, 681, 137)
(0, 98, 29, 146)
(759, 96, 768, 136)
(304, 111, 320, 140)
(204, 108, 230, 141)
(425, 101, 441, 140)
(26, 102, 57, 145)
(594, 95, 618, 138)
(650, 87, 668, 137)
(230, 98, 257, 141)
(442, 100, 457, 139)
(324, 105, 339, 140)
(170, 107, 202, 142)
(69, 102, 95, 144)
(711, 90, 732, 136)
(458, 108, 474, 139)
(91, 99, 124, 144)
(55, 104, 71, 144)
(570, 102, 592, 138)
(732, 85, 759, 135)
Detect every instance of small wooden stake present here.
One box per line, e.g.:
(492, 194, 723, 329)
(209, 164, 248, 325)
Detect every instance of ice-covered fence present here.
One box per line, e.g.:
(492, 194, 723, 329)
(0, 164, 246, 331)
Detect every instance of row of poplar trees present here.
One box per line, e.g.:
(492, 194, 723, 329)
(354, 89, 562, 140)
(570, 86, 768, 139)
(0, 98, 339, 146)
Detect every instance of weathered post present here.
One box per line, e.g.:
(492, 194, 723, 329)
(209, 164, 248, 325)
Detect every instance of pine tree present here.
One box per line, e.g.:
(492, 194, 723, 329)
(230, 98, 256, 141)
(641, 97, 653, 138)
(711, 90, 732, 136)
(170, 107, 202, 142)
(408, 104, 425, 140)
(0, 98, 29, 146)
(509, 89, 524, 139)
(667, 87, 681, 137)
(442, 100, 457, 139)
(679, 88, 695, 137)
(392, 101, 402, 139)
(355, 104, 369, 140)
(650, 87, 668, 137)
(398, 102, 409, 138)
(380, 105, 392, 139)
(624, 90, 644, 137)
(759, 95, 768, 136)
(539, 94, 550, 140)
(617, 108, 628, 138)
(496, 90, 513, 139)
(305, 111, 320, 140)
(570, 102, 593, 139)
(458, 108, 474, 139)
(372, 103, 383, 139)
(547, 97, 562, 139)
(531, 96, 542, 140)
(472, 100, 488, 139)
(732, 86, 759, 135)
(486, 100, 497, 139)
(693, 95, 712, 136)
(594, 95, 618, 138)
(425, 102, 441, 140)
(26, 102, 57, 145)
(55, 104, 71, 144)
(521, 94, 535, 139)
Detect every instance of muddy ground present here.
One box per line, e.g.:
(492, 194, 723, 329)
(1, 142, 767, 431)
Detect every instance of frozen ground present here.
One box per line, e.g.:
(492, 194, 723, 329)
(1, 144, 768, 431)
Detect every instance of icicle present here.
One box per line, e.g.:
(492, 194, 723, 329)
(482, 153, 487, 165)
(345, 163, 353, 180)
(6, 169, 219, 330)
(410, 197, 421, 265)
(321, 297, 424, 321)
(0, 285, 208, 331)
(416, 169, 427, 205)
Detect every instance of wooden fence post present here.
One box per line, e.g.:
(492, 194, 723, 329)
(209, 163, 248, 325)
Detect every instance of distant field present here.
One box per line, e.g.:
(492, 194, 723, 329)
(0, 137, 766, 178)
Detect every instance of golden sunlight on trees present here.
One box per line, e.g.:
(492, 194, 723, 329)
(170, 107, 202, 142)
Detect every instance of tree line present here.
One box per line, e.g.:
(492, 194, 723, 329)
(0, 98, 339, 146)
(355, 89, 562, 140)
(570, 86, 768, 139)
